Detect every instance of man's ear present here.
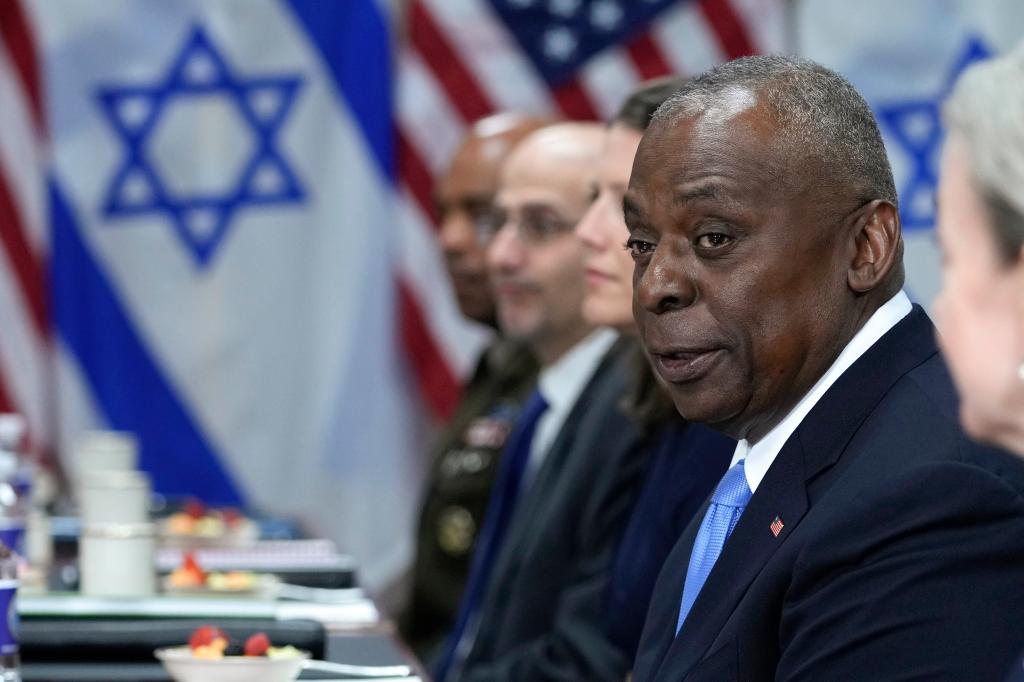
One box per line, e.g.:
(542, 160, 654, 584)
(847, 200, 901, 293)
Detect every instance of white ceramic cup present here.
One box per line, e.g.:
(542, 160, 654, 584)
(79, 522, 156, 597)
(79, 469, 151, 526)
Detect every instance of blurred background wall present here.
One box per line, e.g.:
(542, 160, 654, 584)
(0, 0, 1020, 592)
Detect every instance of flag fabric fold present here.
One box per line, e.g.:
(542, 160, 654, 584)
(22, 0, 484, 588)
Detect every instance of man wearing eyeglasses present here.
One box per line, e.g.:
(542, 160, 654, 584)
(433, 123, 647, 682)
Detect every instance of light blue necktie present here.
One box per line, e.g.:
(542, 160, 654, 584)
(676, 459, 753, 634)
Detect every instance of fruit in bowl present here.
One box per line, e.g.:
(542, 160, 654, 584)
(161, 501, 259, 547)
(167, 552, 206, 589)
(188, 625, 228, 659)
(165, 552, 268, 595)
(156, 626, 308, 682)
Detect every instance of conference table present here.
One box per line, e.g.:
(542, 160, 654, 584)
(18, 525, 428, 681)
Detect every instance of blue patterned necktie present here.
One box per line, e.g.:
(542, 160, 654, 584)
(676, 459, 753, 634)
(433, 388, 549, 681)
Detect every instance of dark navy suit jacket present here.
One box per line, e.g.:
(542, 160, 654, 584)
(459, 338, 648, 681)
(633, 306, 1024, 681)
(1007, 654, 1024, 681)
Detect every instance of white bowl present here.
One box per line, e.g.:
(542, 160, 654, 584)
(155, 646, 309, 682)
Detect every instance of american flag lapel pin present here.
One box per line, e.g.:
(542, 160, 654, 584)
(770, 516, 785, 537)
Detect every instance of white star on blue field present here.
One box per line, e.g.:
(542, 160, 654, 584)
(875, 37, 991, 231)
(96, 25, 305, 267)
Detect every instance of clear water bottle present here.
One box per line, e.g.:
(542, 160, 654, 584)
(0, 542, 19, 681)
(0, 418, 25, 558)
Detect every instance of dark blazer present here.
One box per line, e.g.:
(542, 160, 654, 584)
(458, 337, 648, 681)
(634, 306, 1024, 682)
(606, 420, 734, 660)
(1007, 653, 1024, 682)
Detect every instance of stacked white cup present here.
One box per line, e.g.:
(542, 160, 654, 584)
(76, 431, 156, 598)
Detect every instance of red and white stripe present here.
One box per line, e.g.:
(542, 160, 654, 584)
(395, 0, 785, 417)
(0, 0, 53, 462)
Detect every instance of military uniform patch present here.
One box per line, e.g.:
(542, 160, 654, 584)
(440, 449, 490, 479)
(437, 505, 477, 556)
(464, 416, 513, 449)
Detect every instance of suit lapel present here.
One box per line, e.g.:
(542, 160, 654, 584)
(495, 340, 624, 564)
(797, 306, 938, 484)
(654, 436, 809, 681)
(480, 404, 577, 622)
(650, 306, 939, 681)
(476, 339, 630, 619)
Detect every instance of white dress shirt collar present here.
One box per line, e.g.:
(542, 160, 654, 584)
(528, 327, 619, 478)
(730, 291, 914, 493)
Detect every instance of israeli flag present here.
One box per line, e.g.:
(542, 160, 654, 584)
(796, 0, 1024, 309)
(32, 0, 441, 587)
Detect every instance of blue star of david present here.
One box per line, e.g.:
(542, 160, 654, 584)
(876, 37, 991, 231)
(96, 25, 305, 267)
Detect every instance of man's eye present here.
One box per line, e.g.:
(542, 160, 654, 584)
(473, 210, 505, 242)
(624, 239, 655, 258)
(696, 233, 732, 249)
(521, 214, 571, 241)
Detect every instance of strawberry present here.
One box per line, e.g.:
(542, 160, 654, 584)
(244, 632, 271, 657)
(183, 499, 207, 520)
(189, 625, 227, 651)
(222, 508, 243, 528)
(181, 552, 206, 583)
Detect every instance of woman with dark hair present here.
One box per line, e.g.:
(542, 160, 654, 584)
(575, 77, 734, 661)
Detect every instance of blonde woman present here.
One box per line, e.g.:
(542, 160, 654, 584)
(935, 44, 1024, 457)
(936, 42, 1024, 682)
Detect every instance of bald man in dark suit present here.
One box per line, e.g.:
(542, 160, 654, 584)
(626, 55, 1024, 681)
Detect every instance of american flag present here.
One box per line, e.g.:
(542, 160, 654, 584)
(770, 515, 784, 537)
(396, 0, 785, 414)
(0, 0, 50, 466)
(0, 0, 786, 476)
(391, 0, 782, 413)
